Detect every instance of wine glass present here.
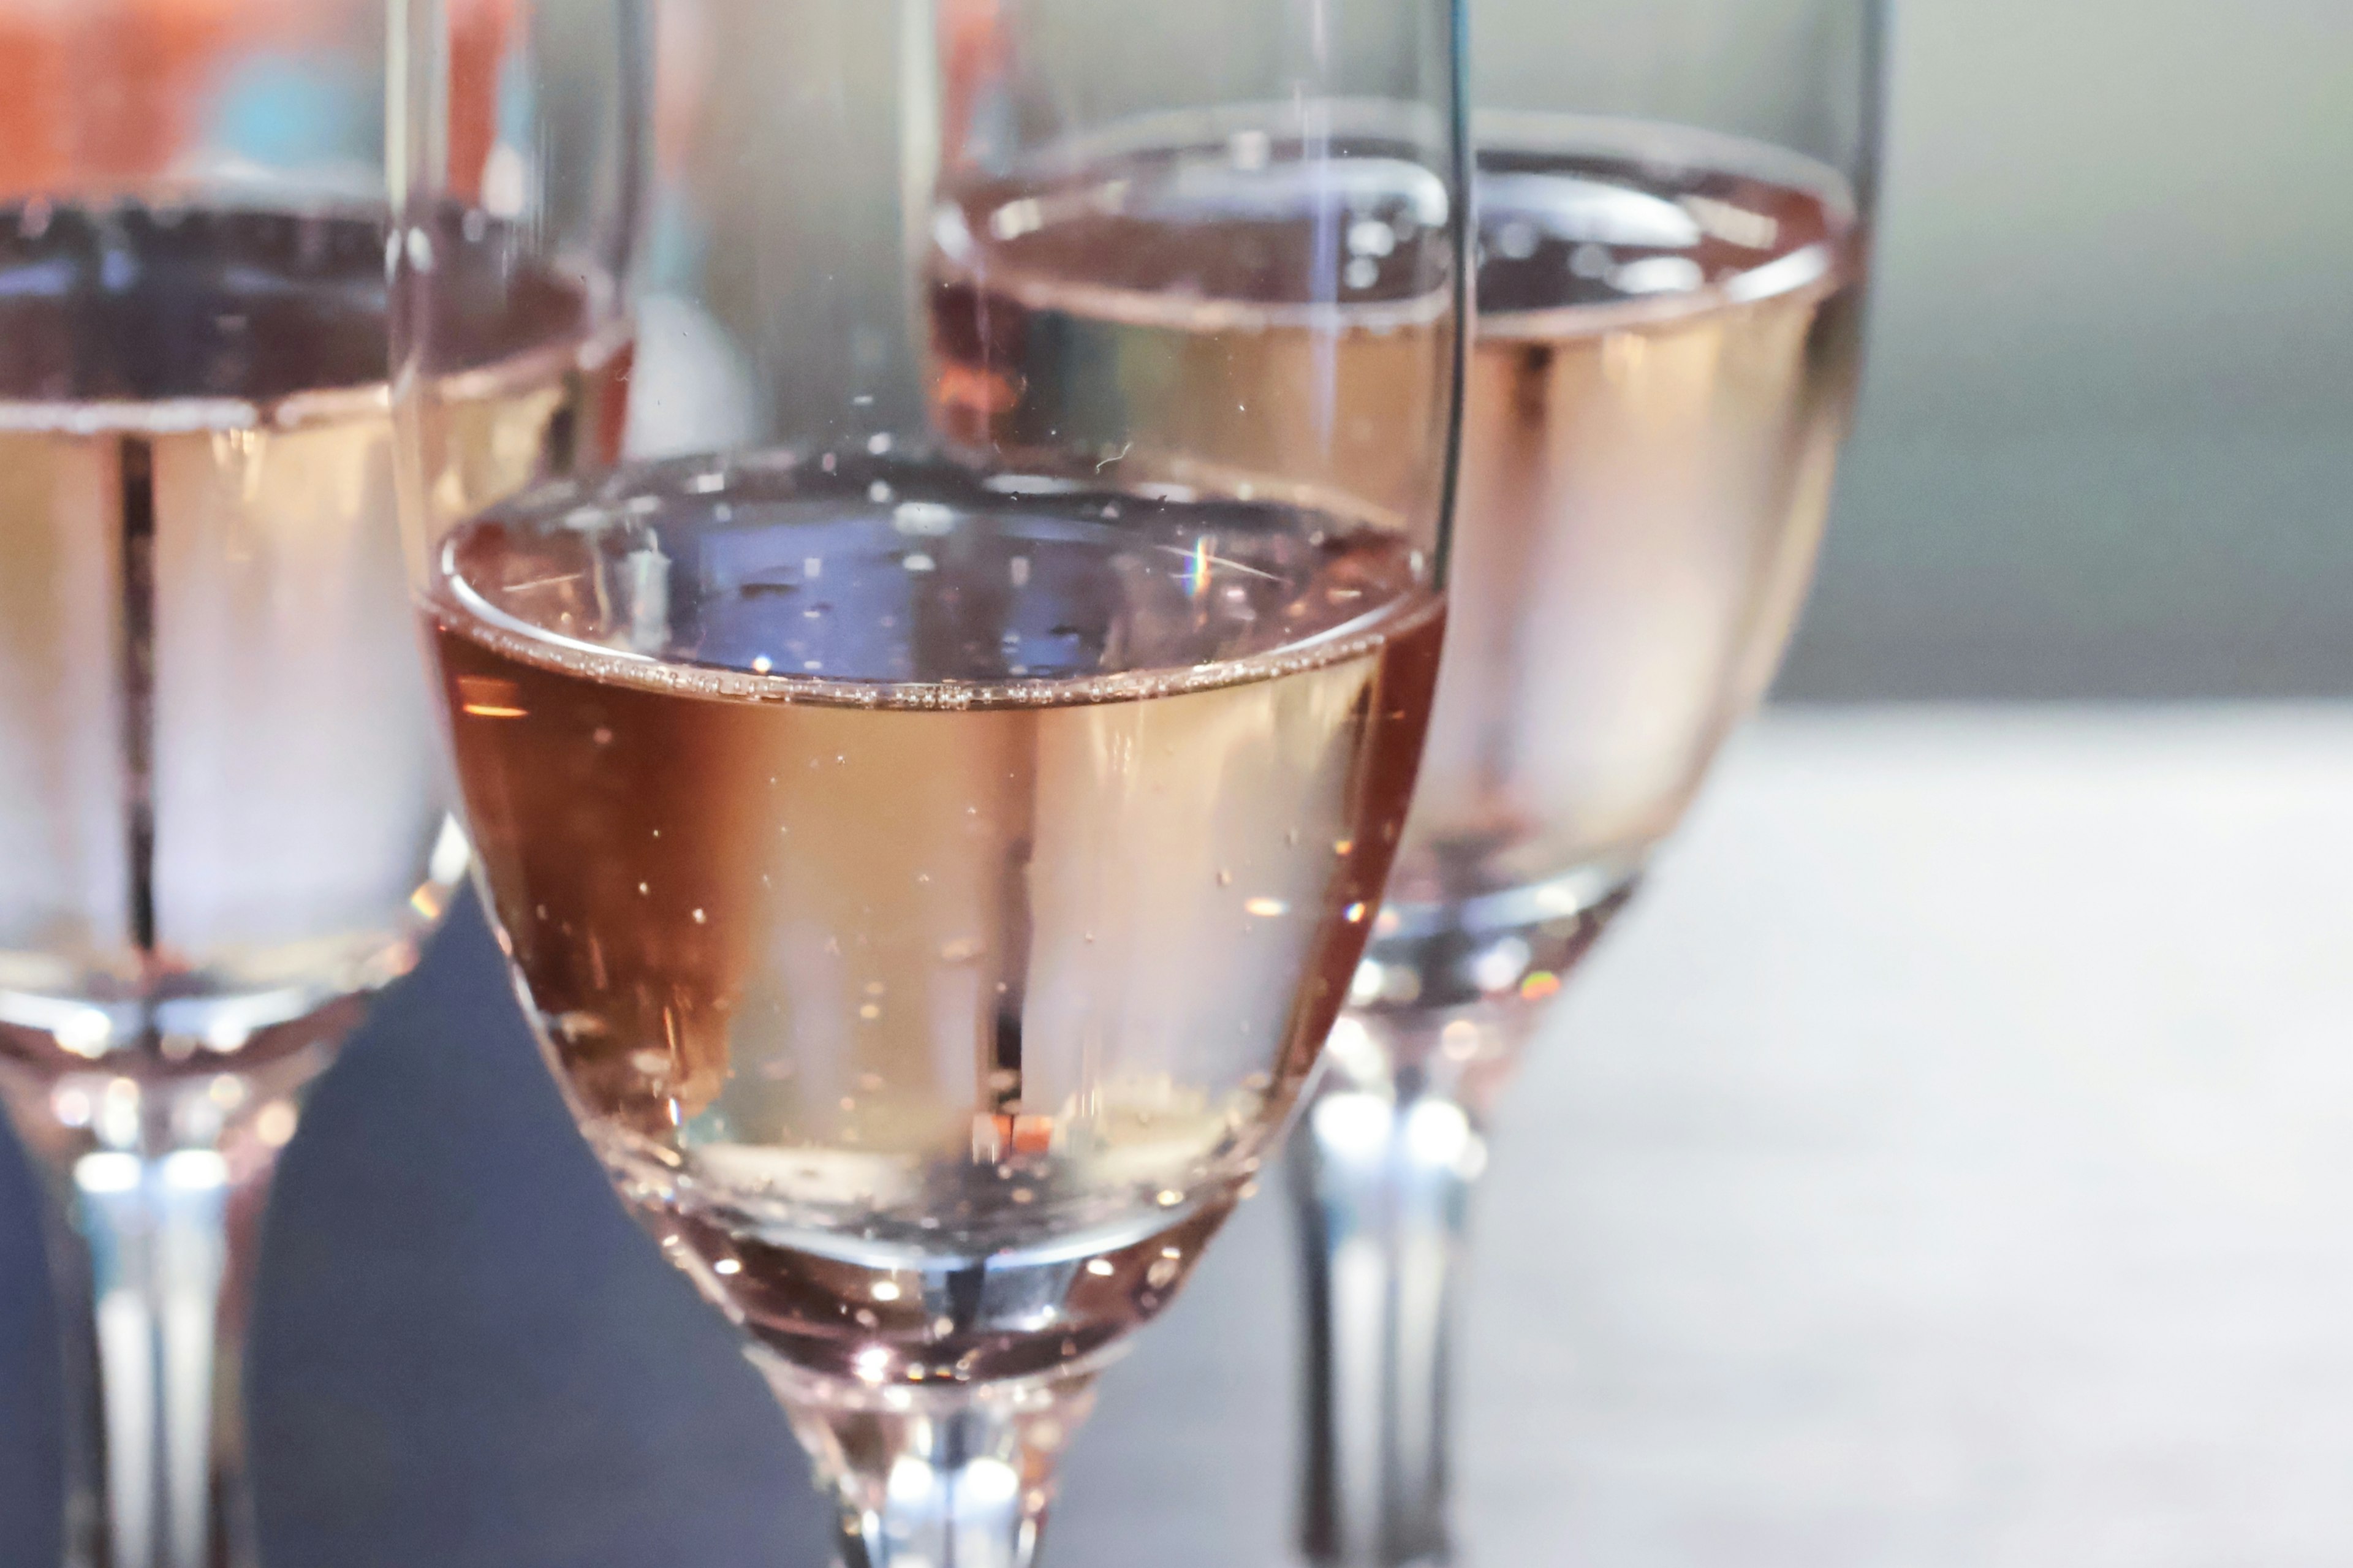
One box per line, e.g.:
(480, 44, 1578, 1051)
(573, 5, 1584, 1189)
(388, 0, 1465, 1563)
(1287, 2, 1882, 1562)
(0, 2, 607, 1563)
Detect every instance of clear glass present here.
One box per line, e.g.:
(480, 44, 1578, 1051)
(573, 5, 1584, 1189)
(1287, 2, 1882, 1563)
(388, 2, 1465, 1566)
(0, 2, 490, 1564)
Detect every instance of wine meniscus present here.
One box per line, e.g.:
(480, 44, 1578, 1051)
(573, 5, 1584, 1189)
(0, 198, 624, 1084)
(430, 453, 1441, 1383)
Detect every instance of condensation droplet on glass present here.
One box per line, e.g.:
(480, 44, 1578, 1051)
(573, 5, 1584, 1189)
(1085, 1258, 1116, 1278)
(637, 882, 649, 896)
(1216, 869, 1233, 887)
(752, 655, 772, 673)
(1145, 1258, 1179, 1289)
(868, 480, 894, 504)
(859, 1003, 881, 1021)
(691, 909, 707, 924)
(1155, 1189, 1184, 1208)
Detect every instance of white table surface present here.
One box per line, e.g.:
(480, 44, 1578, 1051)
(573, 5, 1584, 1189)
(1055, 706, 2353, 1568)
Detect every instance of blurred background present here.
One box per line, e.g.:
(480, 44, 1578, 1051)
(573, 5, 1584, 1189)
(2, 0, 2351, 1564)
(1785, 0, 2353, 700)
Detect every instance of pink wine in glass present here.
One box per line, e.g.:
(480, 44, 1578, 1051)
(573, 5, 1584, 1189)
(1369, 122, 1868, 1015)
(426, 453, 1442, 1384)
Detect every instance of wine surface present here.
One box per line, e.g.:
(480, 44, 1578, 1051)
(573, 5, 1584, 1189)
(0, 199, 617, 1075)
(928, 132, 1456, 527)
(431, 453, 1440, 1381)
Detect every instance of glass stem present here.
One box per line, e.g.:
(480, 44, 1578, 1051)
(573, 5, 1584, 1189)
(1288, 1006, 1527, 1568)
(752, 1354, 1099, 1568)
(59, 1139, 270, 1568)
(2, 1036, 330, 1568)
